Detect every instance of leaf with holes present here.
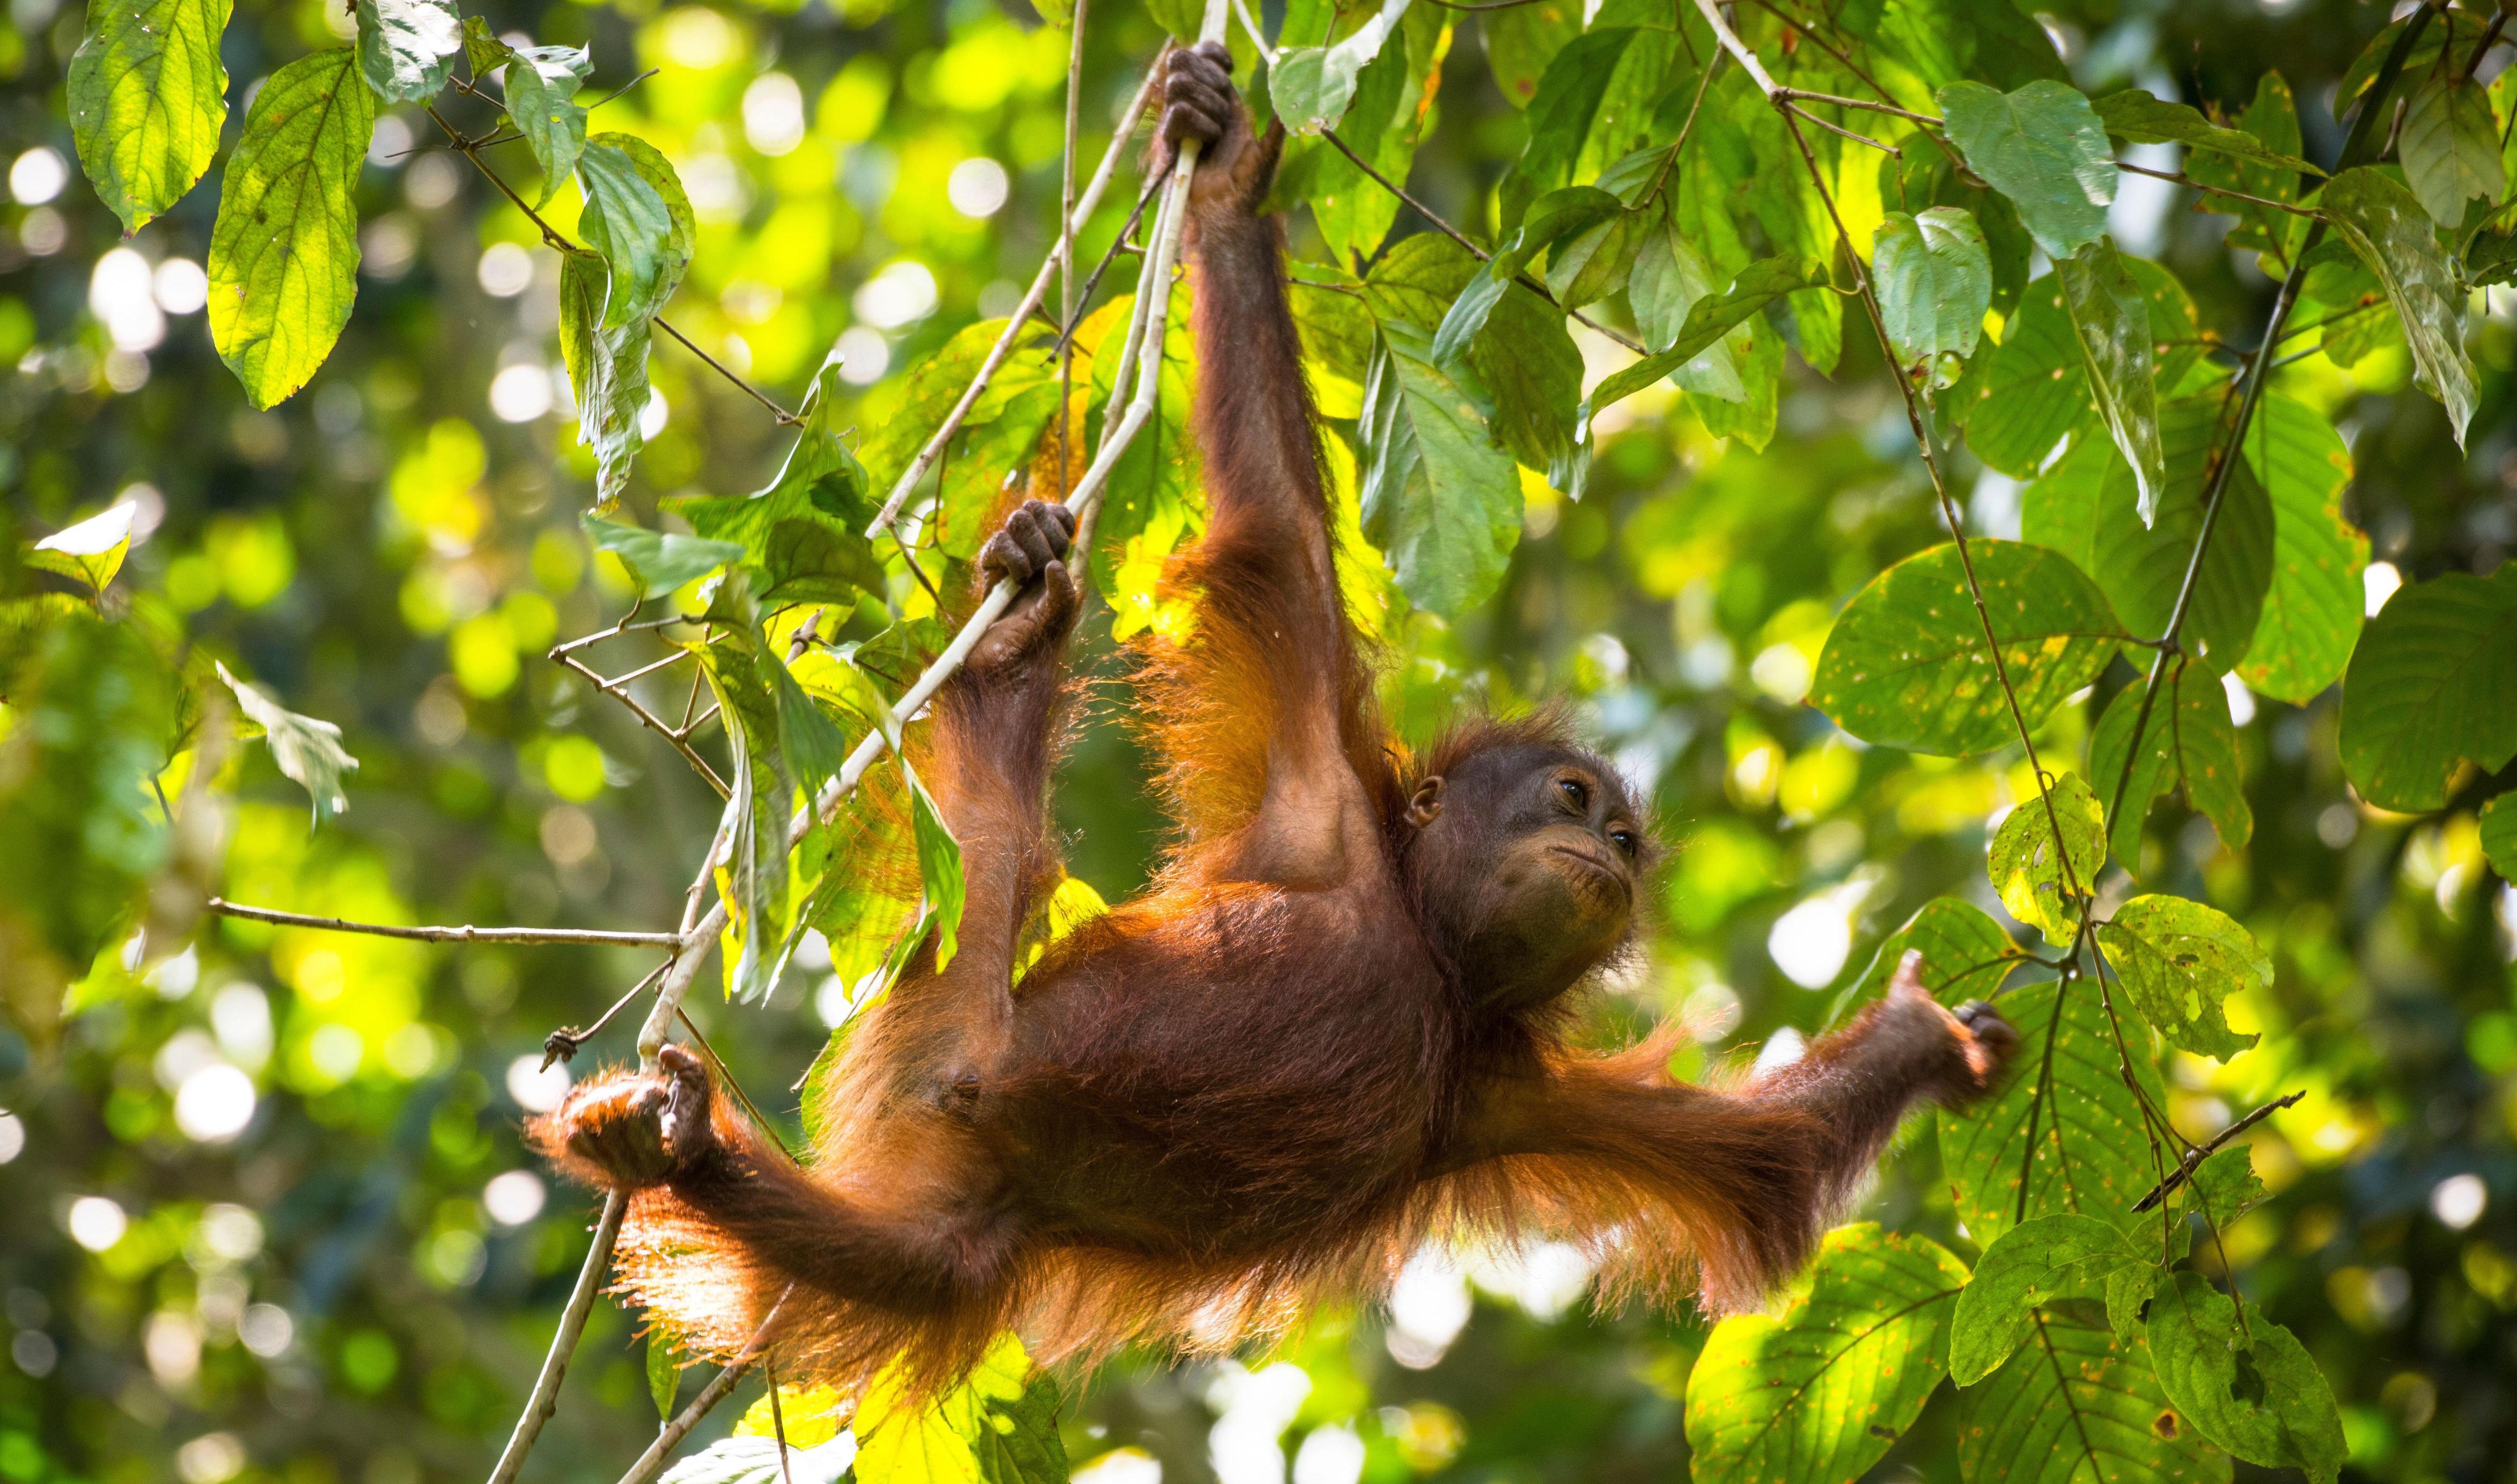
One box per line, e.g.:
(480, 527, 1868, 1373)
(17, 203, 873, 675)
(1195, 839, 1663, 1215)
(2338, 564, 2517, 811)
(2021, 396, 2271, 675)
(2234, 392, 2365, 702)
(1950, 1215, 2147, 1385)
(1873, 206, 1992, 375)
(1959, 1300, 2228, 1484)
(2095, 895, 2264, 1060)
(2093, 88, 2319, 175)
(1810, 541, 2124, 758)
(2089, 659, 2250, 869)
(352, 0, 460, 104)
(2147, 1274, 2344, 1484)
(207, 48, 375, 408)
(1686, 1225, 1967, 1484)
(1942, 978, 2166, 1249)
(2056, 240, 2163, 523)
(2399, 71, 2503, 228)
(68, 0, 230, 231)
(1988, 772, 2103, 944)
(215, 661, 359, 824)
(1937, 80, 2116, 260)
(2319, 167, 2475, 448)
(2182, 1146, 2269, 1228)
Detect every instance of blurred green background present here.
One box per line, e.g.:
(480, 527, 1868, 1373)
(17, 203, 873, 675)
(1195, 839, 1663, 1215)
(5, 0, 2517, 1480)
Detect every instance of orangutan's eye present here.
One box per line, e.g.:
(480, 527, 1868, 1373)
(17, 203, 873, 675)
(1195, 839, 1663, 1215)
(1557, 777, 1588, 810)
(1610, 829, 1637, 857)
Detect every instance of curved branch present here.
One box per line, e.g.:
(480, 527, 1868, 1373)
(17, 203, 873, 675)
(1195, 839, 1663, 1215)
(205, 899, 688, 948)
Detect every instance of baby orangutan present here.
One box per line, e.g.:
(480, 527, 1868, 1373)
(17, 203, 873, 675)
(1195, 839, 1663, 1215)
(536, 45, 2015, 1391)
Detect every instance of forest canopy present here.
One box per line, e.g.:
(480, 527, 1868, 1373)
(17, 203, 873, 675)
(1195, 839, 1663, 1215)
(6, 0, 2517, 1482)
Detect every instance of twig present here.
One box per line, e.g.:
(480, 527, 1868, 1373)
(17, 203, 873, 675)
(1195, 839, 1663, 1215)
(1315, 128, 1650, 354)
(1741, 0, 1898, 108)
(542, 961, 672, 1069)
(1772, 85, 1941, 128)
(1059, 0, 1091, 506)
(552, 612, 680, 656)
(768, 1364, 797, 1484)
(485, 1194, 628, 1484)
(655, 317, 800, 424)
(2133, 1092, 2306, 1213)
(205, 899, 688, 948)
(1791, 102, 1900, 155)
(588, 66, 660, 111)
(611, 1288, 794, 1484)
(2117, 159, 2319, 217)
(1046, 172, 1167, 360)
(553, 648, 733, 799)
(864, 54, 1170, 538)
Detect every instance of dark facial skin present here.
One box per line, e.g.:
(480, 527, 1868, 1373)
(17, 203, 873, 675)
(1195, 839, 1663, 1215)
(1402, 743, 1645, 1010)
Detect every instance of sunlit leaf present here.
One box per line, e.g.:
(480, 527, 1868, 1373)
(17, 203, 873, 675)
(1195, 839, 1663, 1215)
(27, 502, 137, 594)
(901, 757, 965, 975)
(207, 48, 376, 408)
(1808, 540, 2123, 757)
(2233, 392, 2365, 703)
(1837, 897, 2029, 1027)
(2319, 166, 2476, 447)
(1356, 320, 1518, 619)
(1268, 0, 1409, 135)
(1936, 80, 2116, 260)
(68, 0, 230, 232)
(2056, 240, 2163, 522)
(576, 141, 675, 329)
(2182, 1146, 2268, 1227)
(1302, 0, 1443, 264)
(1515, 24, 1681, 198)
(2146, 1275, 2345, 1484)
(852, 1332, 1066, 1484)
(216, 660, 359, 824)
(2095, 894, 2264, 1060)
(1686, 1225, 1966, 1483)
(2088, 657, 2250, 868)
(646, 1337, 680, 1422)
(669, 361, 887, 609)
(1987, 772, 2103, 943)
(1949, 1214, 2144, 1385)
(1583, 254, 1828, 418)
(353, 0, 461, 104)
(2337, 564, 2517, 811)
(1959, 1300, 2227, 1484)
(1942, 978, 2165, 1248)
(502, 45, 592, 207)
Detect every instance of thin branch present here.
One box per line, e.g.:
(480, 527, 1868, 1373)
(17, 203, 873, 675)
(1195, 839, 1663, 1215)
(2117, 159, 2319, 217)
(552, 648, 733, 799)
(1790, 102, 1900, 155)
(1316, 128, 1650, 354)
(1046, 172, 1167, 360)
(485, 1194, 628, 1484)
(2133, 1092, 2307, 1213)
(654, 317, 800, 424)
(542, 961, 672, 1070)
(588, 66, 660, 112)
(1772, 85, 1941, 128)
(552, 612, 681, 656)
(205, 899, 688, 948)
(1741, 0, 1898, 107)
(611, 1289, 795, 1484)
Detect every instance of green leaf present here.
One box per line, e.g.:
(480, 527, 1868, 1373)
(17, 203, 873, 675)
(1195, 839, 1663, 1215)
(216, 660, 359, 824)
(646, 1337, 680, 1422)
(1960, 280, 2089, 477)
(2092, 88, 2320, 175)
(2182, 1146, 2268, 1227)
(1429, 187, 1616, 367)
(901, 757, 965, 974)
(2484, 793, 2517, 881)
(207, 48, 376, 409)
(1516, 26, 1680, 197)
(2088, 658, 2251, 868)
(1357, 320, 1519, 619)
(1959, 1300, 2229, 1484)
(1478, 0, 1578, 109)
(2233, 392, 2366, 703)
(354, 0, 461, 104)
(1542, 206, 1642, 312)
(2398, 72, 2502, 227)
(2095, 895, 2265, 1060)
(599, 132, 696, 303)
(67, 0, 231, 232)
(2020, 396, 2271, 674)
(2146, 1274, 2345, 1484)
(581, 515, 745, 598)
(2337, 9, 2490, 113)
(1838, 897, 2030, 1027)
(1873, 206, 1991, 374)
(26, 502, 138, 594)
(460, 15, 509, 74)
(1302, 0, 1442, 264)
(1808, 540, 2124, 757)
(558, 253, 652, 510)
(1949, 1215, 2144, 1385)
(2337, 564, 2517, 811)
(1625, 202, 1746, 401)
(696, 589, 803, 1007)
(2056, 240, 2164, 522)
(1987, 772, 2103, 943)
(576, 141, 675, 329)
(2187, 73, 2305, 276)
(503, 45, 592, 207)
(1583, 254, 1828, 418)
(2319, 166, 2476, 448)
(1268, 0, 1409, 135)
(852, 1332, 1067, 1484)
(668, 362, 887, 609)
(1942, 978, 2166, 1249)
(1937, 80, 2117, 260)
(1686, 1225, 1966, 1482)
(1471, 280, 1583, 477)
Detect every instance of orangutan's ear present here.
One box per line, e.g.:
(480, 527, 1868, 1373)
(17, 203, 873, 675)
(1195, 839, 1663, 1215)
(1403, 776, 1444, 829)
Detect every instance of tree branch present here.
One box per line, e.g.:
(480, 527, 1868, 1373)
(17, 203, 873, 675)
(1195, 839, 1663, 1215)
(2132, 1092, 2306, 1213)
(205, 899, 689, 948)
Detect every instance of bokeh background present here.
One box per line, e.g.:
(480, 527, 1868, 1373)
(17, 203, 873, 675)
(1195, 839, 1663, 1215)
(5, 0, 2517, 1480)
